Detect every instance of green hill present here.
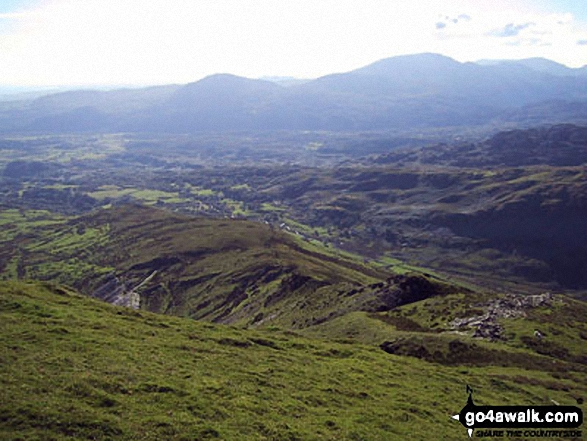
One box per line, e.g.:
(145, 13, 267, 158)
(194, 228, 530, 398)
(1, 200, 586, 440)
(1, 280, 586, 440)
(3, 204, 455, 329)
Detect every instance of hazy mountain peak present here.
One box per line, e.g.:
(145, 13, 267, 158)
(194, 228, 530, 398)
(353, 53, 462, 76)
(179, 74, 282, 97)
(475, 57, 584, 76)
(191, 73, 278, 86)
(1, 52, 586, 133)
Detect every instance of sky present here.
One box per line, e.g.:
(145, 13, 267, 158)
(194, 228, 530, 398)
(0, 0, 586, 87)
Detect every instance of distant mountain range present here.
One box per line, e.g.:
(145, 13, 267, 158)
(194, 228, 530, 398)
(476, 57, 587, 77)
(1, 53, 586, 133)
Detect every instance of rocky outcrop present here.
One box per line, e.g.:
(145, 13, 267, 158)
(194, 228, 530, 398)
(91, 271, 157, 310)
(358, 274, 458, 312)
(449, 293, 555, 341)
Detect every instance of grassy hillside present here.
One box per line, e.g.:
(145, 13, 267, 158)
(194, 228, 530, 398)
(2, 204, 458, 329)
(1, 280, 586, 440)
(304, 290, 587, 368)
(246, 164, 587, 293)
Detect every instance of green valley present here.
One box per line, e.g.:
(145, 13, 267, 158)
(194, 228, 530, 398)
(1, 123, 587, 440)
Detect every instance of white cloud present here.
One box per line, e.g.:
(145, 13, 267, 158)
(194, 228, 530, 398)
(489, 22, 536, 38)
(434, 6, 586, 66)
(435, 13, 472, 30)
(0, 0, 586, 86)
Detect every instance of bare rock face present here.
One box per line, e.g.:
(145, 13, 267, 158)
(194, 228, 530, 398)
(91, 271, 157, 310)
(449, 292, 555, 341)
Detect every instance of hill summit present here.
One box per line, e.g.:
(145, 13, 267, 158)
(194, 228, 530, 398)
(1, 53, 586, 133)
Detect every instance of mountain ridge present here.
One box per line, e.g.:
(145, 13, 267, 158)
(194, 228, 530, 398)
(475, 57, 587, 76)
(1, 203, 463, 329)
(1, 53, 586, 133)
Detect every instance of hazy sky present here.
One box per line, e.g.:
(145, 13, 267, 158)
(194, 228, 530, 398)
(1, 0, 586, 87)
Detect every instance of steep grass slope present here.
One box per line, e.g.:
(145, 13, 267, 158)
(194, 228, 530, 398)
(1, 280, 585, 440)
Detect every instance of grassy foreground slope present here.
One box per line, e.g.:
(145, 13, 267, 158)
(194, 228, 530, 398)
(1, 280, 586, 441)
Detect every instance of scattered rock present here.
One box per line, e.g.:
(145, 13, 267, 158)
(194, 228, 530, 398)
(449, 292, 556, 341)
